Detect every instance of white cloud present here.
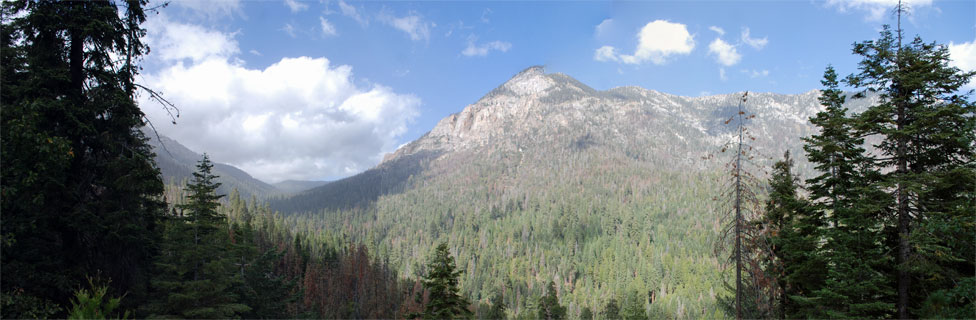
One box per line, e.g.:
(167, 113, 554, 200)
(338, 0, 367, 25)
(595, 20, 695, 65)
(284, 0, 308, 13)
(461, 37, 511, 57)
(741, 27, 768, 50)
(719, 68, 727, 81)
(249, 49, 262, 56)
(282, 23, 297, 38)
(595, 19, 614, 37)
(594, 45, 619, 62)
(709, 26, 725, 35)
(948, 38, 976, 90)
(826, 0, 933, 21)
(320, 17, 338, 36)
(171, 0, 242, 19)
(143, 14, 239, 63)
(743, 69, 770, 78)
(380, 11, 434, 42)
(708, 38, 741, 66)
(141, 18, 420, 182)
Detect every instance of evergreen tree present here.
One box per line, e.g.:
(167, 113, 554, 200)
(619, 292, 645, 320)
(537, 282, 566, 320)
(580, 307, 593, 320)
(1, 0, 165, 316)
(411, 242, 472, 319)
(602, 298, 620, 320)
(143, 155, 250, 318)
(803, 66, 893, 318)
(486, 293, 507, 320)
(763, 151, 824, 318)
(846, 25, 976, 318)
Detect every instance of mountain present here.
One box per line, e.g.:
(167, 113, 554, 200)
(268, 66, 873, 317)
(146, 132, 280, 199)
(272, 180, 331, 194)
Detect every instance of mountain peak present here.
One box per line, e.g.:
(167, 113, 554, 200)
(502, 65, 554, 96)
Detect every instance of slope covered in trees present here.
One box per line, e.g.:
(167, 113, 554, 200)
(2, 0, 972, 319)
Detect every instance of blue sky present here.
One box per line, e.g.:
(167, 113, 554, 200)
(139, 0, 975, 182)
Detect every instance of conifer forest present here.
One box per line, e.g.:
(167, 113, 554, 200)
(1, 0, 973, 319)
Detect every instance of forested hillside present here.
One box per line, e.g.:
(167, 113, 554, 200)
(148, 132, 281, 199)
(266, 67, 876, 318)
(2, 0, 972, 319)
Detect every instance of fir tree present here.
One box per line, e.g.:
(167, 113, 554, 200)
(1, 0, 165, 316)
(803, 66, 893, 318)
(143, 155, 250, 318)
(846, 25, 976, 318)
(411, 242, 472, 319)
(580, 307, 593, 320)
(486, 293, 507, 320)
(537, 282, 566, 320)
(602, 298, 620, 320)
(763, 151, 824, 318)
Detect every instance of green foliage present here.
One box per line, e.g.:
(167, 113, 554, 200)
(580, 307, 593, 320)
(537, 282, 566, 320)
(143, 156, 250, 318)
(67, 278, 130, 320)
(846, 25, 976, 318)
(1, 0, 164, 316)
(619, 293, 646, 320)
(762, 151, 826, 318)
(602, 299, 619, 320)
(412, 243, 473, 319)
(487, 293, 508, 320)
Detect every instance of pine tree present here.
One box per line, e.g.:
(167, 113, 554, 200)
(410, 242, 472, 319)
(802, 66, 893, 318)
(846, 25, 976, 318)
(487, 293, 507, 320)
(537, 282, 566, 320)
(763, 151, 824, 318)
(1, 0, 165, 316)
(602, 298, 620, 319)
(143, 155, 250, 318)
(580, 307, 593, 320)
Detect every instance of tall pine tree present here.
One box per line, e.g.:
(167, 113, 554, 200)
(1, 0, 165, 317)
(847, 25, 975, 318)
(143, 155, 250, 318)
(410, 242, 472, 319)
(803, 66, 894, 319)
(762, 151, 824, 319)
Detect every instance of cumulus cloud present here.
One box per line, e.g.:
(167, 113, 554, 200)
(948, 38, 976, 90)
(320, 17, 338, 36)
(593, 20, 695, 65)
(379, 11, 433, 42)
(709, 26, 725, 35)
(143, 15, 239, 63)
(826, 0, 932, 21)
(140, 16, 420, 182)
(708, 38, 741, 66)
(284, 0, 308, 13)
(740, 28, 768, 50)
(338, 0, 367, 25)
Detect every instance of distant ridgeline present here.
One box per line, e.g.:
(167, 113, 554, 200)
(147, 131, 327, 199)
